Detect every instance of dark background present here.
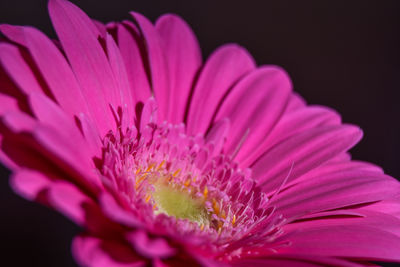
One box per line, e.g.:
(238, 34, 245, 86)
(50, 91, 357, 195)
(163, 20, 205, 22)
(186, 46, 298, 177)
(1, 0, 400, 266)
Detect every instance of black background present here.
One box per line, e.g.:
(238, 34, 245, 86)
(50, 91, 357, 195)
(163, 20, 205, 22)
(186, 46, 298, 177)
(1, 0, 400, 266)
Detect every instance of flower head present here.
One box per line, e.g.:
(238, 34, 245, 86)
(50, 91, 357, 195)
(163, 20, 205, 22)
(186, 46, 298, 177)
(1, 0, 400, 266)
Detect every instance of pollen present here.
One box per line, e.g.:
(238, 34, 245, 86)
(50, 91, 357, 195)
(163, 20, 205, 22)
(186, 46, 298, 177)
(172, 168, 181, 177)
(152, 183, 210, 226)
(203, 186, 208, 198)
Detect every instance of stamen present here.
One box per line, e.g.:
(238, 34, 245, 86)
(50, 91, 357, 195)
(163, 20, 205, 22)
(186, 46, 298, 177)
(173, 168, 181, 177)
(157, 160, 165, 170)
(102, 121, 283, 253)
(203, 186, 208, 198)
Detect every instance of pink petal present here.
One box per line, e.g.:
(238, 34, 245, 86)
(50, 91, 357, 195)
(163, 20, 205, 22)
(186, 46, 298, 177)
(48, 0, 118, 136)
(233, 255, 365, 267)
(22, 26, 92, 120)
(27, 91, 104, 174)
(252, 125, 362, 194)
(206, 118, 230, 156)
(140, 98, 158, 132)
(126, 230, 176, 258)
(0, 24, 27, 45)
(276, 225, 400, 262)
(10, 169, 50, 201)
(28, 92, 87, 149)
(1, 114, 56, 171)
(283, 209, 400, 237)
(105, 33, 135, 128)
(11, 169, 97, 226)
(30, 124, 100, 187)
(48, 180, 93, 225)
(360, 195, 400, 219)
(254, 105, 342, 166)
(92, 19, 107, 36)
(289, 159, 384, 187)
(117, 22, 151, 104)
(285, 92, 306, 112)
(2, 112, 100, 191)
(100, 193, 143, 228)
(2, 111, 36, 132)
(214, 66, 291, 163)
(78, 113, 103, 159)
(130, 12, 170, 122)
(155, 14, 202, 124)
(0, 146, 17, 170)
(72, 235, 145, 267)
(186, 44, 256, 135)
(0, 93, 18, 114)
(0, 43, 43, 94)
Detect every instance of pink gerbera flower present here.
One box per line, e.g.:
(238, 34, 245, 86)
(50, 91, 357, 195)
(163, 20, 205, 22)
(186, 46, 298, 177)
(1, 0, 400, 266)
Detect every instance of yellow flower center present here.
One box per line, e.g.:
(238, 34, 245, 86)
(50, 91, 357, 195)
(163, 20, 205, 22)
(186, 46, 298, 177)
(152, 183, 210, 226)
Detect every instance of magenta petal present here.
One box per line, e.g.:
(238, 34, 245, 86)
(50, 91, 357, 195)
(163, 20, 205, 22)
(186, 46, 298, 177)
(283, 210, 400, 237)
(360, 195, 400, 219)
(117, 22, 151, 104)
(0, 24, 27, 45)
(105, 34, 135, 128)
(28, 92, 86, 146)
(3, 25, 93, 121)
(0, 43, 43, 94)
(233, 255, 365, 267)
(206, 118, 230, 156)
(257, 106, 342, 164)
(78, 113, 103, 159)
(156, 14, 202, 124)
(285, 93, 306, 112)
(0, 93, 18, 114)
(214, 66, 291, 164)
(4, 117, 101, 192)
(48, 180, 92, 225)
(12, 168, 95, 226)
(130, 12, 170, 122)
(140, 98, 158, 132)
(31, 125, 98, 182)
(10, 169, 50, 201)
(291, 159, 384, 186)
(252, 125, 362, 193)
(92, 19, 107, 36)
(273, 169, 400, 219)
(72, 235, 145, 267)
(2, 111, 36, 132)
(0, 145, 17, 170)
(277, 225, 400, 262)
(27, 91, 101, 173)
(100, 193, 143, 228)
(48, 0, 118, 136)
(186, 44, 256, 135)
(126, 230, 176, 258)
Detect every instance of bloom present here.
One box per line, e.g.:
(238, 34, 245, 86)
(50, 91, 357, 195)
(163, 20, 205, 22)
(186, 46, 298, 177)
(1, 0, 400, 266)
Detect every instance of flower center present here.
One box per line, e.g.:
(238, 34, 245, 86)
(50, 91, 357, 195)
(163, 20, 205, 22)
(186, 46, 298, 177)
(102, 120, 280, 247)
(152, 182, 209, 226)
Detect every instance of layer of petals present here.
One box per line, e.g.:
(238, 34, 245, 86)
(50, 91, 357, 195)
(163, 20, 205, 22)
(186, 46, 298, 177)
(130, 12, 170, 122)
(48, 0, 118, 136)
(72, 235, 145, 267)
(186, 44, 256, 135)
(276, 225, 400, 262)
(156, 14, 202, 124)
(252, 125, 362, 194)
(215, 66, 291, 163)
(117, 22, 151, 104)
